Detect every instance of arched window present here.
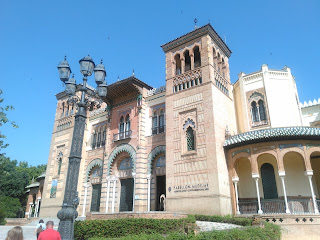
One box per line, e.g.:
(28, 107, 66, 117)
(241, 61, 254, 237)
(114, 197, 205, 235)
(258, 100, 266, 121)
(125, 115, 130, 132)
(91, 166, 102, 178)
(58, 158, 62, 175)
(175, 54, 181, 75)
(193, 46, 201, 68)
(61, 102, 65, 118)
(102, 126, 106, 146)
(92, 129, 97, 149)
(119, 157, 133, 170)
(251, 101, 259, 123)
(184, 50, 191, 72)
(151, 108, 165, 135)
(159, 109, 165, 133)
(97, 127, 101, 148)
(152, 110, 158, 135)
(186, 126, 195, 151)
(261, 163, 278, 199)
(119, 116, 125, 138)
(156, 155, 166, 168)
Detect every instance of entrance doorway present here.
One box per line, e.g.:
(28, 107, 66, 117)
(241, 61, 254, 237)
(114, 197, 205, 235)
(156, 175, 166, 211)
(90, 184, 101, 212)
(120, 178, 134, 211)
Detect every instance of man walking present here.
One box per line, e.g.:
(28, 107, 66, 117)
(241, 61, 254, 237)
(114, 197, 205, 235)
(37, 221, 61, 240)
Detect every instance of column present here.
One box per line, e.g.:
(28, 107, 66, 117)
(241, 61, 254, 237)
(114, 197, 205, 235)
(105, 176, 111, 213)
(252, 174, 263, 214)
(181, 58, 185, 73)
(232, 177, 241, 215)
(279, 171, 290, 214)
(111, 177, 117, 213)
(190, 54, 194, 70)
(147, 174, 151, 212)
(132, 172, 136, 212)
(305, 170, 319, 214)
(81, 183, 90, 217)
(34, 200, 39, 218)
(28, 203, 33, 218)
(34, 197, 41, 217)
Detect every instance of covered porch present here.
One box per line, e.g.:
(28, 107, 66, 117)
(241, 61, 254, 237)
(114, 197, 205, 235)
(225, 127, 320, 216)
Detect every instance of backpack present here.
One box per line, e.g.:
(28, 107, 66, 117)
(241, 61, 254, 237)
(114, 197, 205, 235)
(37, 226, 44, 234)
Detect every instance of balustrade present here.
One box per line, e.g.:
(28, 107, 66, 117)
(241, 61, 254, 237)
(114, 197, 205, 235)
(238, 198, 317, 215)
(113, 130, 132, 141)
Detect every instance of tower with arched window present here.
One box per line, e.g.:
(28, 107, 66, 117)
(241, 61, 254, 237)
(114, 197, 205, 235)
(161, 24, 237, 215)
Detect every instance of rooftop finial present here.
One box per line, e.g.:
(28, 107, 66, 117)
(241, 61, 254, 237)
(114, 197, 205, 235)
(194, 18, 198, 29)
(117, 75, 119, 82)
(64, 55, 67, 61)
(101, 59, 103, 64)
(133, 69, 135, 77)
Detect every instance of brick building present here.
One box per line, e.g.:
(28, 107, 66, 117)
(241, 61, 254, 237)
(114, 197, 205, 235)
(29, 24, 320, 219)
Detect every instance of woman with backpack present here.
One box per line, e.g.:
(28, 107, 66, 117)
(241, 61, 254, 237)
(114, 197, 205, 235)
(35, 219, 46, 239)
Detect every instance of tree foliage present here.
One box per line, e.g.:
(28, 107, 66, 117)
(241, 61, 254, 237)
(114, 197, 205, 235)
(0, 89, 18, 151)
(0, 155, 46, 218)
(0, 196, 22, 218)
(0, 89, 47, 218)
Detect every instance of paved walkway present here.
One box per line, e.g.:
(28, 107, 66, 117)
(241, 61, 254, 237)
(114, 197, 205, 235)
(0, 218, 59, 240)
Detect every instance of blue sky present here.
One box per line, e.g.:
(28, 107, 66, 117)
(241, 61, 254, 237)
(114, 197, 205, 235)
(1, 0, 319, 166)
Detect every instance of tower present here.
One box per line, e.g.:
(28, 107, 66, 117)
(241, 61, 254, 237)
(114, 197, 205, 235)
(161, 24, 236, 215)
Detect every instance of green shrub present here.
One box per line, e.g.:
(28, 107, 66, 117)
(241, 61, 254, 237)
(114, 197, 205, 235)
(75, 215, 195, 240)
(87, 223, 281, 240)
(194, 214, 252, 226)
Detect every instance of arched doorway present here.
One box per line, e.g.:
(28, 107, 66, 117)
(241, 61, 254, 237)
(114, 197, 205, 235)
(118, 157, 134, 212)
(260, 163, 278, 199)
(89, 166, 102, 212)
(153, 155, 166, 211)
(310, 151, 320, 198)
(234, 157, 256, 214)
(284, 151, 311, 213)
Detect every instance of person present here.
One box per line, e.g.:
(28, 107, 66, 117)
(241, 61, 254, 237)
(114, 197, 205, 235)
(35, 219, 46, 239)
(5, 226, 23, 240)
(37, 221, 61, 240)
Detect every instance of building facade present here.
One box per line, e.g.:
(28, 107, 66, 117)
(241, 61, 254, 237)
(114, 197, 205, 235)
(36, 24, 320, 219)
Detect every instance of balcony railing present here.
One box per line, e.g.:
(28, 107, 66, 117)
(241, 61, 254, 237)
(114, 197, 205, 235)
(152, 126, 165, 135)
(239, 198, 317, 215)
(91, 141, 105, 150)
(113, 130, 132, 141)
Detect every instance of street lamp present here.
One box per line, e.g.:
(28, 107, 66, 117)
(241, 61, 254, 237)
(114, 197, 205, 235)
(56, 55, 107, 240)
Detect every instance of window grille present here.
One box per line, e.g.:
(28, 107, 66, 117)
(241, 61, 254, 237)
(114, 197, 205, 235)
(186, 126, 195, 151)
(92, 132, 97, 149)
(102, 130, 106, 146)
(259, 100, 266, 121)
(58, 158, 62, 175)
(261, 163, 278, 199)
(251, 101, 259, 122)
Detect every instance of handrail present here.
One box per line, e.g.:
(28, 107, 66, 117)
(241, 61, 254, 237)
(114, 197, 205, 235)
(113, 130, 132, 141)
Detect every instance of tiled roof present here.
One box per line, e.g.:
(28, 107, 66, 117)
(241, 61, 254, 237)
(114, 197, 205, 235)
(36, 172, 46, 181)
(224, 127, 320, 149)
(25, 182, 40, 189)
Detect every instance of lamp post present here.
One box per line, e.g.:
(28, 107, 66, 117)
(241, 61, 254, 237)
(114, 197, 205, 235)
(56, 56, 107, 240)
